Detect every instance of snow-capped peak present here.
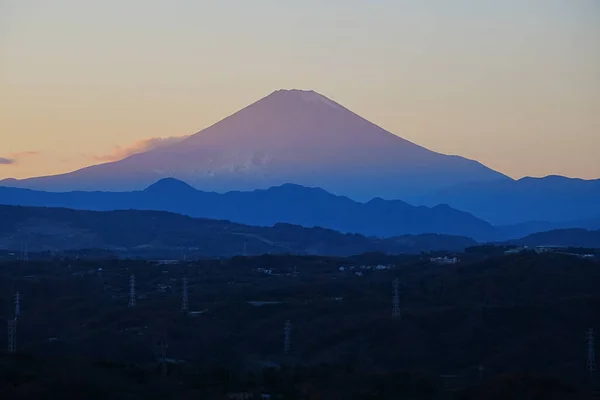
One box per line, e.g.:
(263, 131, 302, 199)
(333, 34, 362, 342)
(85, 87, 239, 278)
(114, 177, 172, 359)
(271, 89, 345, 111)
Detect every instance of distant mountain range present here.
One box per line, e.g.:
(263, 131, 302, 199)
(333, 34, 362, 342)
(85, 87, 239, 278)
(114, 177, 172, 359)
(421, 175, 600, 225)
(1, 90, 596, 228)
(0, 179, 498, 241)
(0, 205, 477, 257)
(2, 178, 598, 242)
(0, 89, 507, 201)
(508, 228, 600, 249)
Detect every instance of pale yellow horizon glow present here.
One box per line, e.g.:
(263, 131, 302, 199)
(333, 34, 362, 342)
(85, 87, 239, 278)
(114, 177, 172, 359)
(1, 0, 599, 181)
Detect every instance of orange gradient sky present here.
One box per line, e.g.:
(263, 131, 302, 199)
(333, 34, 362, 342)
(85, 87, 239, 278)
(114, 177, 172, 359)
(1, 0, 599, 180)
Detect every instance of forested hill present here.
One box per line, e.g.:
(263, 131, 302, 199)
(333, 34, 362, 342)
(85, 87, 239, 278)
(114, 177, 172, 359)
(0, 205, 476, 257)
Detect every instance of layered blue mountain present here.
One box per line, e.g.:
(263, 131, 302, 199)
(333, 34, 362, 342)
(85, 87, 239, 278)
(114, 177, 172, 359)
(0, 178, 499, 241)
(0, 89, 508, 201)
(507, 228, 600, 249)
(0, 204, 480, 256)
(421, 176, 600, 225)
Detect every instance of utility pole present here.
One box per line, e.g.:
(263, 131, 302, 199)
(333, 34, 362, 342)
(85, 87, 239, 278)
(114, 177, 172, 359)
(284, 320, 292, 354)
(21, 241, 28, 261)
(7, 319, 17, 353)
(128, 274, 136, 308)
(392, 279, 400, 321)
(181, 277, 189, 314)
(98, 268, 105, 292)
(159, 341, 168, 377)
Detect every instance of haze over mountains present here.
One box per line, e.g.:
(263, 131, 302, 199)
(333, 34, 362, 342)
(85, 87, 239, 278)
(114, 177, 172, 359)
(0, 89, 508, 202)
(0, 179, 497, 241)
(2, 178, 598, 242)
(421, 175, 600, 226)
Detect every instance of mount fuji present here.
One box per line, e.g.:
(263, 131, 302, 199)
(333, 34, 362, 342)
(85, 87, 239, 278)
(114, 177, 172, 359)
(1, 89, 509, 200)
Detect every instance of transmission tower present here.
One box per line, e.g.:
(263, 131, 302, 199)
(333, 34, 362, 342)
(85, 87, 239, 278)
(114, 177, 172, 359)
(181, 277, 189, 314)
(21, 241, 28, 261)
(284, 320, 292, 354)
(589, 328, 597, 377)
(392, 278, 401, 321)
(128, 274, 136, 308)
(14, 292, 20, 318)
(98, 268, 105, 292)
(478, 364, 485, 382)
(7, 319, 17, 353)
(160, 341, 168, 377)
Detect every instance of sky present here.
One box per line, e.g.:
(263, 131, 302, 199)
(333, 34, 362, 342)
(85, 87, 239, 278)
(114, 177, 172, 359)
(1, 0, 599, 180)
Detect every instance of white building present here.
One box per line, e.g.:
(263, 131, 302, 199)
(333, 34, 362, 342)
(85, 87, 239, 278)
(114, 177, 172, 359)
(430, 256, 458, 265)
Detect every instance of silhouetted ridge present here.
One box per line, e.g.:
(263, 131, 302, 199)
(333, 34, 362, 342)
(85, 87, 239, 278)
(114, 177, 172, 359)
(0, 204, 477, 256)
(144, 177, 196, 193)
(422, 175, 600, 225)
(508, 228, 600, 248)
(0, 181, 498, 240)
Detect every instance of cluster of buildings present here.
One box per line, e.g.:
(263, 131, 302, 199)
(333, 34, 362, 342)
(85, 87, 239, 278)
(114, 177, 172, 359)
(338, 264, 392, 272)
(430, 256, 459, 265)
(505, 246, 596, 258)
(255, 268, 274, 275)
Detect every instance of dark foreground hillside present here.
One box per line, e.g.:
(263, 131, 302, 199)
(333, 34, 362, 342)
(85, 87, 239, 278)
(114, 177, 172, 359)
(0, 251, 598, 399)
(0, 354, 586, 400)
(0, 204, 476, 257)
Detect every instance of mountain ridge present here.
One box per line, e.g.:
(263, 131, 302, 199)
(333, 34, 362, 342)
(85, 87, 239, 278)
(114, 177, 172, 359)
(0, 204, 477, 257)
(0, 178, 499, 241)
(421, 175, 600, 225)
(507, 228, 600, 249)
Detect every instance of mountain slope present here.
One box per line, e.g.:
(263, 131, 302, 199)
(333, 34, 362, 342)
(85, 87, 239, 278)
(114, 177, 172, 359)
(0, 205, 477, 257)
(420, 175, 600, 225)
(507, 228, 600, 249)
(0, 89, 508, 201)
(0, 179, 498, 241)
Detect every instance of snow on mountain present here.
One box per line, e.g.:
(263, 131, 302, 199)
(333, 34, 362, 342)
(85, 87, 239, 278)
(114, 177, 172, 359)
(0, 89, 509, 201)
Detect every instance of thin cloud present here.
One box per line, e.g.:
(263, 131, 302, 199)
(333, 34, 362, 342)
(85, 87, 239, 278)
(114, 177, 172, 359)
(0, 151, 41, 166)
(12, 151, 40, 157)
(0, 157, 15, 165)
(94, 136, 189, 162)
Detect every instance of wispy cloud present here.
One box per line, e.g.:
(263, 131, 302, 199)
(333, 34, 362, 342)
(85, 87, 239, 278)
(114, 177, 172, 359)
(13, 151, 40, 157)
(0, 157, 15, 165)
(93, 136, 189, 162)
